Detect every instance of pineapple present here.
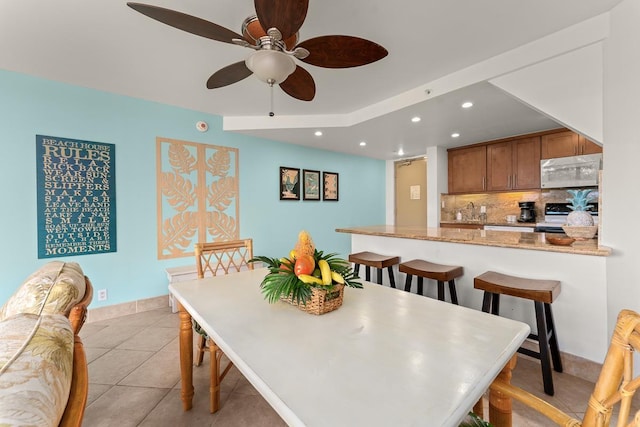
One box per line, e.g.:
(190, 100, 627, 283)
(294, 230, 315, 257)
(566, 189, 593, 212)
(566, 189, 594, 226)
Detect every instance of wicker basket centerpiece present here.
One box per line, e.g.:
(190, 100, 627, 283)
(250, 231, 362, 315)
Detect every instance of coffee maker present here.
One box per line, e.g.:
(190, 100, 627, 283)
(518, 201, 536, 223)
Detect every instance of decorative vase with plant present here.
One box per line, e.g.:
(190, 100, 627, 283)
(562, 189, 598, 239)
(250, 231, 362, 315)
(565, 189, 595, 226)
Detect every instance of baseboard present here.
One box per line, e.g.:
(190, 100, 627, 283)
(86, 294, 170, 323)
(558, 351, 602, 384)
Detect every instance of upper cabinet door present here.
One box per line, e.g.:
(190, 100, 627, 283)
(512, 136, 541, 190)
(541, 131, 579, 159)
(486, 137, 540, 191)
(580, 136, 603, 155)
(541, 131, 602, 158)
(448, 145, 486, 194)
(486, 141, 512, 191)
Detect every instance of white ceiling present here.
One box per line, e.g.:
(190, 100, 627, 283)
(0, 1, 621, 159)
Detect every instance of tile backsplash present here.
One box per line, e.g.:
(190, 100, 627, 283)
(440, 189, 599, 224)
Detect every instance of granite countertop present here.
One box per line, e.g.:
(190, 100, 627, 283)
(336, 225, 611, 257)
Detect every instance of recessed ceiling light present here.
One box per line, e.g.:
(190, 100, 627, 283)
(411, 116, 421, 123)
(461, 101, 473, 109)
(314, 130, 323, 136)
(397, 148, 405, 156)
(451, 133, 460, 138)
(359, 141, 366, 146)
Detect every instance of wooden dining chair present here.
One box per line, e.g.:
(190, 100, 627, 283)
(195, 239, 254, 279)
(484, 309, 640, 427)
(193, 238, 253, 412)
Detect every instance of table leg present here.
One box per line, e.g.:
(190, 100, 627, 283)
(178, 302, 194, 411)
(489, 355, 518, 427)
(209, 339, 221, 413)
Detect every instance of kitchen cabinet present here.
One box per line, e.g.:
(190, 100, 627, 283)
(447, 145, 486, 194)
(580, 136, 603, 155)
(541, 131, 602, 159)
(486, 137, 541, 191)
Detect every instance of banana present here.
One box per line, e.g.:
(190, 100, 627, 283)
(298, 274, 324, 285)
(318, 259, 332, 285)
(331, 271, 345, 284)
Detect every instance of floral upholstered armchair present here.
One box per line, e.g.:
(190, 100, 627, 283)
(0, 261, 93, 427)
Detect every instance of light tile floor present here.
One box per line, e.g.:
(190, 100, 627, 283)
(80, 306, 635, 426)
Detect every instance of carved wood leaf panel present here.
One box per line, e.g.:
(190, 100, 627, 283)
(160, 211, 198, 257)
(157, 137, 239, 259)
(161, 172, 196, 212)
(205, 211, 237, 241)
(207, 176, 236, 212)
(168, 143, 197, 174)
(207, 149, 231, 177)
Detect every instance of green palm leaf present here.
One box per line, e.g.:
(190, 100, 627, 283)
(458, 412, 493, 427)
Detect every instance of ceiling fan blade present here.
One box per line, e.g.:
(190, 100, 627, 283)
(206, 62, 253, 89)
(297, 35, 388, 68)
(280, 66, 315, 101)
(127, 2, 243, 44)
(254, 0, 308, 41)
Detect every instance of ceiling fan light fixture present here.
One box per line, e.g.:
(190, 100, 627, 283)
(245, 50, 296, 85)
(128, 3, 386, 102)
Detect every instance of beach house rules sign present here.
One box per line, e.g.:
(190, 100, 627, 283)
(36, 135, 117, 258)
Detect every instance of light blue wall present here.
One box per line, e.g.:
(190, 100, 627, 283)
(0, 70, 385, 308)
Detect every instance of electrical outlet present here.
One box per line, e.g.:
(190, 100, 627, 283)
(97, 289, 108, 301)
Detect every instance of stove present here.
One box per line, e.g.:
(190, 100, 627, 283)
(534, 202, 599, 233)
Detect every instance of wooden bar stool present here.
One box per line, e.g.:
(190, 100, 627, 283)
(399, 259, 462, 304)
(474, 271, 562, 396)
(348, 251, 400, 288)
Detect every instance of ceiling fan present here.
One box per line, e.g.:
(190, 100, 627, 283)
(127, 0, 388, 103)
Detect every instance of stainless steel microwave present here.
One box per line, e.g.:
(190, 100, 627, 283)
(540, 153, 602, 189)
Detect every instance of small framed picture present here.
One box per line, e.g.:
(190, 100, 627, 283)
(303, 169, 321, 201)
(280, 167, 300, 200)
(323, 171, 339, 201)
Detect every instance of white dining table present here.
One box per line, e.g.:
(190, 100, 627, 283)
(169, 267, 529, 427)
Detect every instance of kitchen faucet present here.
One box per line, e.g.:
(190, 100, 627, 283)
(467, 202, 477, 220)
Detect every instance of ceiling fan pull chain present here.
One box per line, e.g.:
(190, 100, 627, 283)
(269, 81, 275, 117)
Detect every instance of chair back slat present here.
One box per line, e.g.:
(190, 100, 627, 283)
(194, 239, 253, 279)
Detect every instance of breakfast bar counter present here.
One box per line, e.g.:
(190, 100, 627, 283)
(336, 225, 611, 256)
(336, 224, 611, 367)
